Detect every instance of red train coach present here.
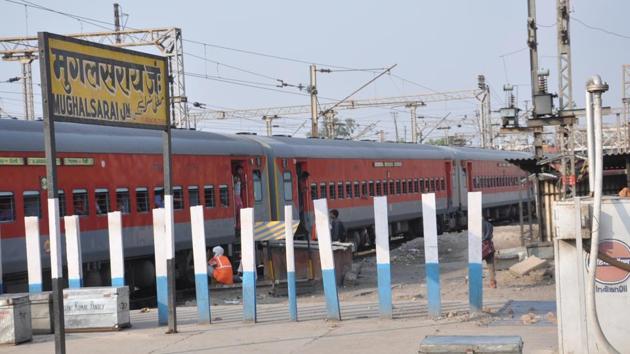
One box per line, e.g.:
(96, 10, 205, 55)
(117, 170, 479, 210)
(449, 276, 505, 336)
(0, 119, 268, 290)
(246, 136, 531, 250)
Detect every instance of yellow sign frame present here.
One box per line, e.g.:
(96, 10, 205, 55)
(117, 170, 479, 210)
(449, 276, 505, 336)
(39, 32, 170, 129)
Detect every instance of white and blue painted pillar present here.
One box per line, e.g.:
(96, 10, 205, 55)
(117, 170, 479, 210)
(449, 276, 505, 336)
(108, 211, 125, 287)
(152, 208, 168, 326)
(374, 196, 392, 319)
(467, 191, 483, 313)
(241, 207, 257, 323)
(284, 205, 298, 321)
(190, 205, 211, 324)
(24, 216, 42, 293)
(421, 193, 441, 318)
(64, 215, 83, 288)
(313, 198, 341, 321)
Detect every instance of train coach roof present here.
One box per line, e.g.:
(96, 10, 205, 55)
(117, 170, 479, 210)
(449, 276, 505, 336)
(440, 146, 532, 161)
(0, 119, 264, 156)
(244, 135, 532, 161)
(246, 135, 454, 160)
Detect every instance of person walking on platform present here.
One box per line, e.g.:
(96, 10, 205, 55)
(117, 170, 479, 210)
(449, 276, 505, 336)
(329, 209, 346, 242)
(208, 246, 234, 285)
(482, 218, 497, 288)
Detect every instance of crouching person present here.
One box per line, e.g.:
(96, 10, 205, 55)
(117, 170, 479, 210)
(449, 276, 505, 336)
(208, 246, 234, 285)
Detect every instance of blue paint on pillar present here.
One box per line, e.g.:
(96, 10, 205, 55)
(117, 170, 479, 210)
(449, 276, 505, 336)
(242, 271, 257, 322)
(195, 273, 211, 323)
(468, 262, 483, 312)
(156, 275, 168, 325)
(68, 278, 82, 289)
(377, 263, 392, 318)
(426, 262, 441, 317)
(111, 277, 125, 287)
(322, 268, 341, 321)
(287, 271, 298, 321)
(28, 283, 42, 293)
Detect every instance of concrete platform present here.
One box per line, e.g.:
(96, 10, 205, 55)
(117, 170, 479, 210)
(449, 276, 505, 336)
(0, 300, 558, 354)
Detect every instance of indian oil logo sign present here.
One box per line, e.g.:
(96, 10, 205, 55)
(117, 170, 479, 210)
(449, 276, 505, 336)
(591, 239, 630, 293)
(39, 32, 169, 129)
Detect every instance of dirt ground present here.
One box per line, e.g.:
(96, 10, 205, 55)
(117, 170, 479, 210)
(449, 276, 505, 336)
(198, 224, 555, 307)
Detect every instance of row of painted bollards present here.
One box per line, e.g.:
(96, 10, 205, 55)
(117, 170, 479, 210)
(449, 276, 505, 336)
(10, 191, 486, 325)
(19, 212, 126, 294)
(230, 191, 486, 323)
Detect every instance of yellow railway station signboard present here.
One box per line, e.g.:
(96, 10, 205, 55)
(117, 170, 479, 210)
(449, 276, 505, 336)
(39, 32, 169, 129)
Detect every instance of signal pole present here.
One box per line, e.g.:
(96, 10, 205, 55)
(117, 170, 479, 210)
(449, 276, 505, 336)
(309, 65, 319, 137)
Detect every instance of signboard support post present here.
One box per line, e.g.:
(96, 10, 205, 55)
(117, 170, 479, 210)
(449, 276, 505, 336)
(39, 31, 65, 354)
(108, 211, 125, 287)
(64, 215, 83, 288)
(152, 208, 168, 326)
(163, 127, 177, 334)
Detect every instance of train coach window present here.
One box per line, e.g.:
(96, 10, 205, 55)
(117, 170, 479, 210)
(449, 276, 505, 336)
(310, 183, 318, 200)
(188, 186, 200, 207)
(369, 181, 375, 197)
(136, 188, 149, 213)
(58, 190, 66, 217)
(354, 182, 360, 198)
(23, 191, 41, 218)
(329, 183, 336, 200)
(440, 178, 446, 191)
(283, 172, 293, 201)
(73, 189, 89, 216)
(337, 182, 344, 199)
(402, 180, 408, 194)
(389, 180, 395, 195)
(95, 189, 110, 215)
(414, 179, 419, 193)
(154, 187, 164, 208)
(408, 180, 413, 194)
(204, 185, 215, 208)
(173, 186, 184, 210)
(253, 171, 263, 202)
(376, 180, 382, 196)
(361, 181, 368, 197)
(219, 185, 229, 207)
(320, 183, 327, 199)
(0, 192, 15, 222)
(430, 179, 436, 192)
(345, 182, 352, 199)
(395, 180, 401, 195)
(382, 181, 388, 196)
(116, 188, 130, 214)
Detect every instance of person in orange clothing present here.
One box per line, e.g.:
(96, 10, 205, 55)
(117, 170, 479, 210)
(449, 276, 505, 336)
(208, 246, 234, 285)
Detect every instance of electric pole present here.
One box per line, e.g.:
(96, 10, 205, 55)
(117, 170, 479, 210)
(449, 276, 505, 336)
(309, 65, 319, 137)
(262, 115, 278, 136)
(114, 3, 122, 44)
(21, 56, 34, 120)
(392, 112, 400, 142)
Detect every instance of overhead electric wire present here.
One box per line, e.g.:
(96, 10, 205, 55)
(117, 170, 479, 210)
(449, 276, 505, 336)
(571, 16, 630, 40)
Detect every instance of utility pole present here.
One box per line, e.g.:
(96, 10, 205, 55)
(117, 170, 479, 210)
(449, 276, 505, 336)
(392, 112, 400, 142)
(309, 65, 319, 137)
(623, 65, 630, 153)
(379, 130, 385, 142)
(477, 75, 492, 148)
(262, 115, 278, 136)
(557, 0, 575, 199)
(113, 3, 122, 44)
(21, 56, 34, 120)
(324, 111, 335, 138)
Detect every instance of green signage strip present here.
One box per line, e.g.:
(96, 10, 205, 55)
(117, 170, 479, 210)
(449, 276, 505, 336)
(0, 157, 25, 166)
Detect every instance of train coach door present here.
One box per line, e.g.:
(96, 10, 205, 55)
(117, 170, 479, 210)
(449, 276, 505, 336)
(445, 161, 453, 210)
(295, 162, 311, 237)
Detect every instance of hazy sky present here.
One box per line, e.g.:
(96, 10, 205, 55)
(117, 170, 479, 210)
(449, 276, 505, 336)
(0, 0, 628, 142)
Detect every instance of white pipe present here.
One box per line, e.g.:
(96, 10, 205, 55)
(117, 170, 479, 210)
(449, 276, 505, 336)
(586, 75, 617, 354)
(585, 91, 595, 194)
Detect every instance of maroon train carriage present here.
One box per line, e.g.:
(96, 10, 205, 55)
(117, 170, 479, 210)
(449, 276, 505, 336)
(0, 118, 531, 293)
